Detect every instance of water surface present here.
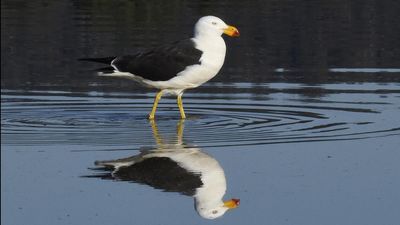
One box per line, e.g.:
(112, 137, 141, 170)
(2, 1, 400, 225)
(2, 81, 400, 225)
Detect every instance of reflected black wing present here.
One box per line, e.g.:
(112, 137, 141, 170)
(112, 39, 203, 81)
(91, 157, 203, 196)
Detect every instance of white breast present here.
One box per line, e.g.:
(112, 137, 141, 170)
(175, 36, 226, 88)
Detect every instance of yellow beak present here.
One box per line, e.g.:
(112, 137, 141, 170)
(223, 25, 240, 37)
(223, 198, 240, 209)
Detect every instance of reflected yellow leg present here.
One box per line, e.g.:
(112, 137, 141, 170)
(149, 118, 185, 148)
(148, 91, 163, 120)
(149, 119, 162, 146)
(176, 119, 185, 144)
(177, 94, 186, 119)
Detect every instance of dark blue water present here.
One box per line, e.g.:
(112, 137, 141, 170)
(2, 1, 400, 225)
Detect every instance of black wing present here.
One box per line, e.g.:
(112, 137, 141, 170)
(112, 39, 203, 81)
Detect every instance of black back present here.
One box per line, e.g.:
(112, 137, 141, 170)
(112, 39, 203, 81)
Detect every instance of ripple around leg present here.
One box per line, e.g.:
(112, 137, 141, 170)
(2, 89, 399, 149)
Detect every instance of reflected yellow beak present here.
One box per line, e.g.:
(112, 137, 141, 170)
(223, 25, 240, 37)
(223, 198, 240, 209)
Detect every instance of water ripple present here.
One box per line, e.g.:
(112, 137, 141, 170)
(2, 85, 399, 149)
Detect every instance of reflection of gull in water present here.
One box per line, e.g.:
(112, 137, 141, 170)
(91, 120, 239, 219)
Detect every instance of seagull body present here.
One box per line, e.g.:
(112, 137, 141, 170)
(80, 16, 239, 119)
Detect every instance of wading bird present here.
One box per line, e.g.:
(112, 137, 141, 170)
(80, 16, 239, 119)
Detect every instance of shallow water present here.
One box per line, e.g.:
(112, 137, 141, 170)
(2, 83, 400, 148)
(2, 82, 400, 225)
(2, 1, 400, 225)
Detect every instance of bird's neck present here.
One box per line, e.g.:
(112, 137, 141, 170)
(192, 35, 226, 59)
(192, 35, 226, 75)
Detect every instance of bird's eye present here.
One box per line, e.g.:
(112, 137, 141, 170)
(212, 210, 218, 214)
(212, 22, 217, 25)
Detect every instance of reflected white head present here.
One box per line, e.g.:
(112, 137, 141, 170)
(195, 198, 240, 219)
(194, 16, 240, 38)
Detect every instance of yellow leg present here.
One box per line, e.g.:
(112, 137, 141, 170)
(177, 94, 186, 119)
(148, 91, 163, 120)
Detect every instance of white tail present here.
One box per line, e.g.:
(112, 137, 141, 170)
(98, 71, 137, 81)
